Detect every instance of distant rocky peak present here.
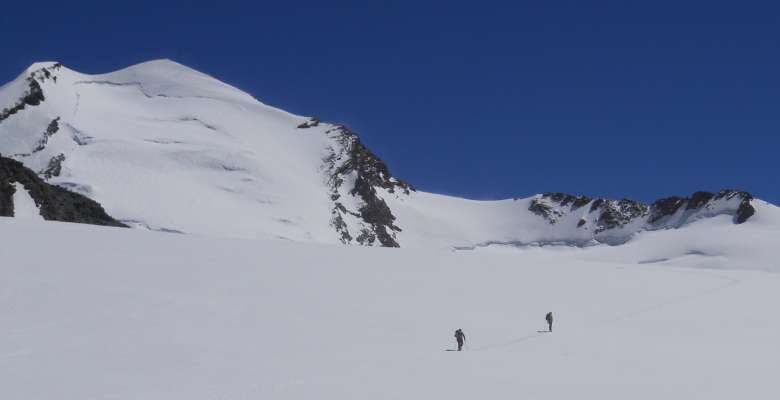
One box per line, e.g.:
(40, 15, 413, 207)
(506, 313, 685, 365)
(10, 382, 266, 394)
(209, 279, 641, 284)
(593, 198, 649, 233)
(0, 63, 62, 125)
(650, 189, 754, 225)
(27, 62, 63, 83)
(529, 189, 755, 240)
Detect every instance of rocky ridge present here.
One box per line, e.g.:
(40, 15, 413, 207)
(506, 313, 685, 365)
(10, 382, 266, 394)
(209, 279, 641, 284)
(308, 119, 413, 247)
(529, 189, 755, 236)
(0, 63, 60, 124)
(0, 155, 126, 227)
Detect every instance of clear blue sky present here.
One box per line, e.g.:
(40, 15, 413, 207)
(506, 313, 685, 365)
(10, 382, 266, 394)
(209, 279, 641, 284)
(2, 1, 778, 203)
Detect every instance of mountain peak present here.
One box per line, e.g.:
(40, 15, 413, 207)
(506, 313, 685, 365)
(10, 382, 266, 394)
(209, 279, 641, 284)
(116, 58, 201, 75)
(25, 59, 183, 74)
(25, 61, 63, 73)
(132, 58, 181, 67)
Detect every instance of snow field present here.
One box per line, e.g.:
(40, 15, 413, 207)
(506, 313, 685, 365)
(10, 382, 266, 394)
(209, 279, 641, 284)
(10, 182, 42, 220)
(1, 217, 778, 399)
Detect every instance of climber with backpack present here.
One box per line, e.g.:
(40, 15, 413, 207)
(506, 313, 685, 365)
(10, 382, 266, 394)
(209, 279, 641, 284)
(546, 312, 554, 332)
(454, 328, 466, 351)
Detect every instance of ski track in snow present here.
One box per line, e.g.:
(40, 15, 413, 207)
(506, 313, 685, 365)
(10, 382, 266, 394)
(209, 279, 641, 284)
(72, 93, 80, 117)
(74, 80, 232, 102)
(470, 331, 549, 352)
(600, 268, 741, 326)
(471, 265, 741, 353)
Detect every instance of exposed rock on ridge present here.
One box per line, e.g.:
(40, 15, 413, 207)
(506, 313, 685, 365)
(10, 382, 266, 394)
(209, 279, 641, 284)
(0, 155, 126, 227)
(0, 64, 61, 124)
(529, 189, 755, 235)
(316, 120, 413, 247)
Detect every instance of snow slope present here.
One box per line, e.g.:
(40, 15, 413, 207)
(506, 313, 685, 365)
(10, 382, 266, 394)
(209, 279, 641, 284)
(0, 60, 768, 248)
(10, 182, 42, 219)
(386, 189, 759, 249)
(1, 215, 778, 399)
(0, 61, 338, 240)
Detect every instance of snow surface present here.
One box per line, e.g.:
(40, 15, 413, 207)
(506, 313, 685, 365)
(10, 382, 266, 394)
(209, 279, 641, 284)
(1, 214, 779, 399)
(10, 182, 42, 220)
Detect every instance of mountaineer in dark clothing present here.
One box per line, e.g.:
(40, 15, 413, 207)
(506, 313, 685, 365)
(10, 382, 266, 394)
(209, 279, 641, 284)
(546, 312, 554, 332)
(454, 329, 466, 351)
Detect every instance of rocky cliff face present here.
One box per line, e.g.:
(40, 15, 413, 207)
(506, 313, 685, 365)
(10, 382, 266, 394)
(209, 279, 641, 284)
(0, 155, 126, 227)
(310, 120, 413, 247)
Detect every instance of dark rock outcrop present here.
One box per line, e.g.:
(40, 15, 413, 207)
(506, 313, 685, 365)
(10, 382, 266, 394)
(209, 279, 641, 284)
(0, 155, 126, 227)
(40, 153, 66, 180)
(31, 117, 60, 153)
(323, 124, 413, 247)
(715, 190, 755, 224)
(687, 191, 714, 210)
(528, 198, 558, 222)
(531, 192, 648, 232)
(736, 196, 755, 223)
(648, 190, 755, 225)
(649, 196, 686, 223)
(590, 198, 604, 212)
(296, 117, 320, 129)
(542, 192, 592, 209)
(594, 199, 648, 233)
(530, 193, 593, 224)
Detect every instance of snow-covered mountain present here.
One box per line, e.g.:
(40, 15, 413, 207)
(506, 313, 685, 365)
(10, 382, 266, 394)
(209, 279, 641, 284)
(3, 60, 780, 400)
(0, 60, 773, 248)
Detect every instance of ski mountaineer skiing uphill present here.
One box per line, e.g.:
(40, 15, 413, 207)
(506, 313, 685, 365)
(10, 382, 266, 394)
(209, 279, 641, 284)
(454, 329, 466, 351)
(546, 312, 554, 332)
